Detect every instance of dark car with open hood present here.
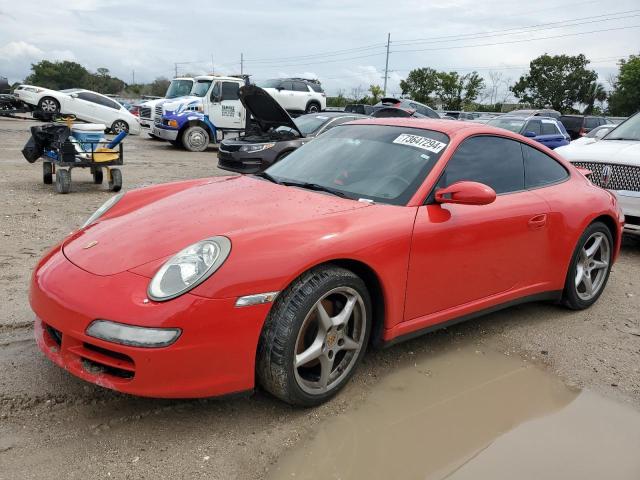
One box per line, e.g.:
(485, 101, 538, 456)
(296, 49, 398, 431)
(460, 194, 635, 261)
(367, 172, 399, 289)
(218, 85, 365, 174)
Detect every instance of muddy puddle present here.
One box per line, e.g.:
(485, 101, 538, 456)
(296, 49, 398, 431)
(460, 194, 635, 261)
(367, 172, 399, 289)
(270, 344, 640, 480)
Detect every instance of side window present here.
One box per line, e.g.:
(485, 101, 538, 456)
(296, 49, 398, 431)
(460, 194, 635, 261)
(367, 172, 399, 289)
(522, 143, 569, 189)
(221, 82, 239, 101)
(210, 82, 221, 101)
(279, 81, 294, 91)
(293, 82, 308, 92)
(541, 121, 559, 135)
(440, 136, 524, 194)
(525, 120, 541, 136)
(76, 92, 101, 104)
(96, 95, 120, 109)
(584, 118, 599, 129)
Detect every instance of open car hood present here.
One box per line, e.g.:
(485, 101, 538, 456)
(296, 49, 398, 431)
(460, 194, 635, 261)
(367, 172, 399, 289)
(240, 84, 303, 137)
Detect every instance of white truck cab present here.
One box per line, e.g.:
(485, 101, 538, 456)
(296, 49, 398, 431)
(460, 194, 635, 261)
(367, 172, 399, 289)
(138, 77, 195, 131)
(152, 75, 247, 152)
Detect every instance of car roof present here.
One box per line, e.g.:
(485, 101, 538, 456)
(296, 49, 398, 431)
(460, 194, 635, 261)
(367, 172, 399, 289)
(347, 117, 497, 136)
(307, 111, 367, 118)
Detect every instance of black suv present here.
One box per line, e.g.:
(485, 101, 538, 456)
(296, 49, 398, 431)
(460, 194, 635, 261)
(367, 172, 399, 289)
(559, 115, 610, 140)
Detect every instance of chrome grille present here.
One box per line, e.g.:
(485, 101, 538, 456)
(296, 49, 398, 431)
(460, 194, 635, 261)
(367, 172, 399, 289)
(155, 105, 163, 117)
(572, 161, 640, 192)
(139, 107, 152, 119)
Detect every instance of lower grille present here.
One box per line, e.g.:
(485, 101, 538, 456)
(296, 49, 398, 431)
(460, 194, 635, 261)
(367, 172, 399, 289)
(219, 143, 242, 152)
(45, 324, 62, 346)
(572, 161, 640, 192)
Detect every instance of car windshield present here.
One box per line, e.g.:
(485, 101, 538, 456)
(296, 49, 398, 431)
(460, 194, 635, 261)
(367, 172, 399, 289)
(191, 80, 212, 97)
(165, 79, 193, 98)
(487, 117, 525, 133)
(293, 115, 332, 135)
(265, 125, 449, 205)
(604, 113, 640, 141)
(260, 79, 282, 88)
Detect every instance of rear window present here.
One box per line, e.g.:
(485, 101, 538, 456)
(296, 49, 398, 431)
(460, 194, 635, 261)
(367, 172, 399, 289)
(560, 116, 583, 129)
(307, 83, 324, 93)
(487, 117, 525, 134)
(585, 118, 600, 128)
(541, 122, 559, 135)
(522, 144, 568, 188)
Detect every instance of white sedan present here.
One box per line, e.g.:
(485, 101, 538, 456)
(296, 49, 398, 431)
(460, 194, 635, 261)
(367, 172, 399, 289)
(556, 113, 640, 237)
(13, 85, 141, 135)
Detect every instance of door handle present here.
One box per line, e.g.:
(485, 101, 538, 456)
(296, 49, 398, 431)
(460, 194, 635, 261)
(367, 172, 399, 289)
(528, 214, 547, 229)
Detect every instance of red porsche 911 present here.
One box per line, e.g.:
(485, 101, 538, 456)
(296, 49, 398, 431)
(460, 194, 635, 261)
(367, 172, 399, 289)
(31, 118, 623, 406)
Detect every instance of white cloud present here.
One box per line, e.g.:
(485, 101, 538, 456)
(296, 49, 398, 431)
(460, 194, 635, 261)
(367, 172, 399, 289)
(0, 41, 43, 59)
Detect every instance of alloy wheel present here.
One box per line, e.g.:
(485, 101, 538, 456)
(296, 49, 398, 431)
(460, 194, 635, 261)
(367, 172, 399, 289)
(40, 98, 58, 112)
(112, 121, 128, 133)
(293, 286, 366, 395)
(575, 231, 610, 301)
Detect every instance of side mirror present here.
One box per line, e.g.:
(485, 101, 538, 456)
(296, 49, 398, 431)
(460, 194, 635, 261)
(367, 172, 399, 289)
(523, 131, 537, 138)
(70, 93, 78, 98)
(594, 128, 609, 140)
(435, 181, 496, 206)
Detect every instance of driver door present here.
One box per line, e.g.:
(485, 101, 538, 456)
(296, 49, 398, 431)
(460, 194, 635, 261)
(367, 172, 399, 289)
(209, 81, 244, 130)
(404, 135, 551, 322)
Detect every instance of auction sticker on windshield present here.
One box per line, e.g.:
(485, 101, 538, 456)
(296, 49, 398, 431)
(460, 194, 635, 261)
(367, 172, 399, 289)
(393, 134, 447, 153)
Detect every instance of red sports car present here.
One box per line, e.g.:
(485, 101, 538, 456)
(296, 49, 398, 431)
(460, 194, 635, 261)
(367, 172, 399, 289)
(31, 118, 623, 406)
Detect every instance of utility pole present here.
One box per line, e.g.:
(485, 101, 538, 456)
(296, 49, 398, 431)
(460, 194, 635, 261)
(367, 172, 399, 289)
(383, 33, 391, 97)
(174, 63, 178, 78)
(132, 70, 135, 85)
(240, 53, 244, 75)
(211, 54, 215, 75)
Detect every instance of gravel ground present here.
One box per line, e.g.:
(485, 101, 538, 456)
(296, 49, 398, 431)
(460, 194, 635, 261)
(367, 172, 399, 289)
(0, 117, 638, 479)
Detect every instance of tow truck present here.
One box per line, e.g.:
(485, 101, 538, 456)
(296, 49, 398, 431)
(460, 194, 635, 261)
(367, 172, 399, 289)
(152, 75, 247, 152)
(138, 77, 195, 133)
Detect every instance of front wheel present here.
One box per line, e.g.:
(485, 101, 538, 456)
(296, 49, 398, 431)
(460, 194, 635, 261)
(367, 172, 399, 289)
(182, 126, 209, 152)
(38, 97, 60, 114)
(562, 222, 613, 310)
(111, 120, 129, 134)
(108, 168, 122, 192)
(257, 266, 371, 406)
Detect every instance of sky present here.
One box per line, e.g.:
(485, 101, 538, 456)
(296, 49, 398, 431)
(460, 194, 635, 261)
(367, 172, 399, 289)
(1, 0, 638, 99)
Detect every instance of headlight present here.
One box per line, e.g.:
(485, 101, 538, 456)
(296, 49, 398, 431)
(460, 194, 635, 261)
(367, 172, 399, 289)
(240, 143, 275, 153)
(82, 193, 124, 228)
(148, 236, 231, 301)
(86, 320, 181, 348)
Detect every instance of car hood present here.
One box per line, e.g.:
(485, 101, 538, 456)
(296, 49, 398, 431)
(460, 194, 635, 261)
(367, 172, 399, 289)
(241, 84, 303, 137)
(62, 176, 368, 276)
(556, 140, 640, 166)
(161, 96, 202, 112)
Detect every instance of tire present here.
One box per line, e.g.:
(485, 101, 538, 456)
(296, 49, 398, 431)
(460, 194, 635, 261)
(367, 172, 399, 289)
(55, 169, 71, 194)
(43, 162, 53, 184)
(305, 102, 321, 114)
(562, 221, 613, 310)
(92, 168, 103, 184)
(38, 97, 60, 114)
(182, 126, 209, 152)
(111, 120, 129, 134)
(108, 168, 122, 192)
(257, 265, 372, 406)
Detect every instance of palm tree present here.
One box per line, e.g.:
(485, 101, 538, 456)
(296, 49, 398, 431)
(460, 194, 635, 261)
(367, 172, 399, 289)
(583, 82, 607, 114)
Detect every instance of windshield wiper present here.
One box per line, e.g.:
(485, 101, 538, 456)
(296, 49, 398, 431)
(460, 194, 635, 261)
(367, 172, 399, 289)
(281, 180, 349, 198)
(253, 172, 282, 184)
(605, 137, 638, 141)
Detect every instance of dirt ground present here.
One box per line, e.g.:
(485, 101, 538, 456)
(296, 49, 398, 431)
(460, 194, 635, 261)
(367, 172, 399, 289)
(0, 117, 639, 479)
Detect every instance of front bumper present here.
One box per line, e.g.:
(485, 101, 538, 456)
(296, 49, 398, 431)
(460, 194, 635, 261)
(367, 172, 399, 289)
(30, 246, 272, 398)
(614, 190, 640, 236)
(152, 125, 179, 142)
(217, 149, 276, 174)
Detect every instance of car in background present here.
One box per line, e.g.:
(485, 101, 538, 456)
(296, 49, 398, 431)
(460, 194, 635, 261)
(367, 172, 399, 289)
(559, 115, 610, 140)
(556, 112, 640, 237)
(373, 97, 440, 119)
(508, 108, 561, 119)
(568, 124, 617, 145)
(13, 85, 141, 134)
(260, 78, 326, 114)
(344, 104, 375, 115)
(218, 84, 365, 174)
(487, 115, 569, 149)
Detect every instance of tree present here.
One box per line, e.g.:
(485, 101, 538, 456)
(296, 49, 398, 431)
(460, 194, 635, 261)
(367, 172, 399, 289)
(511, 54, 597, 111)
(436, 71, 485, 110)
(399, 67, 439, 105)
(87, 67, 126, 94)
(368, 84, 383, 103)
(582, 82, 607, 115)
(607, 54, 640, 116)
(148, 77, 171, 97)
(24, 60, 91, 90)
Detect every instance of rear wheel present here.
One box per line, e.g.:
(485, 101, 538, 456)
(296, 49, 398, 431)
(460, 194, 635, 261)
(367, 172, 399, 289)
(92, 168, 103, 184)
(257, 266, 371, 406)
(562, 222, 613, 310)
(108, 168, 122, 192)
(182, 126, 209, 152)
(43, 162, 53, 184)
(55, 169, 71, 194)
(305, 102, 321, 114)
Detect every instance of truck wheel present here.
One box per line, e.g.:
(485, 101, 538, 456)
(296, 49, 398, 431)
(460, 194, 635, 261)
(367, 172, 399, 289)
(108, 168, 122, 192)
(182, 126, 209, 152)
(43, 162, 53, 184)
(38, 97, 60, 114)
(55, 169, 71, 194)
